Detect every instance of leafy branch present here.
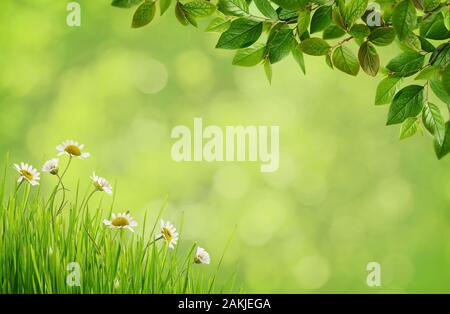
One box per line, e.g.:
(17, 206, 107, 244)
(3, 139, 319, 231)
(111, 0, 450, 159)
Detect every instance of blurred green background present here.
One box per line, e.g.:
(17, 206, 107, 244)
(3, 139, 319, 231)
(1, 0, 450, 293)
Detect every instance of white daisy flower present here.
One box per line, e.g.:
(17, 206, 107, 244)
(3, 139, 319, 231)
(91, 172, 113, 195)
(194, 247, 211, 265)
(158, 219, 179, 249)
(103, 213, 138, 232)
(14, 162, 40, 186)
(56, 140, 90, 159)
(42, 158, 59, 175)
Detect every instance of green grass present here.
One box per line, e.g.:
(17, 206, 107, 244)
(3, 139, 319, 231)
(0, 154, 237, 294)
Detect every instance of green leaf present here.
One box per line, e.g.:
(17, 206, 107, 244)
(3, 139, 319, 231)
(185, 11, 198, 27)
(254, 0, 278, 20)
(271, 0, 308, 11)
(418, 36, 436, 52)
(299, 38, 331, 56)
(332, 6, 346, 30)
(217, 0, 249, 17)
(422, 102, 445, 145)
(216, 18, 263, 49)
(344, 0, 368, 26)
(132, 1, 156, 28)
(375, 76, 401, 106)
(399, 117, 419, 139)
(310, 5, 332, 34)
(332, 45, 360, 76)
(423, 0, 441, 12)
(349, 24, 370, 38)
(264, 59, 272, 84)
(323, 25, 346, 39)
(368, 27, 396, 46)
(420, 11, 450, 40)
(292, 44, 306, 74)
(112, 0, 143, 8)
(444, 8, 450, 30)
(414, 65, 439, 80)
(443, 63, 450, 97)
(159, 0, 171, 15)
(386, 52, 424, 77)
(430, 78, 450, 105)
(183, 0, 216, 17)
(278, 8, 298, 21)
(233, 44, 266, 66)
(399, 33, 422, 52)
(387, 85, 424, 125)
(358, 41, 379, 76)
(267, 27, 295, 63)
(205, 17, 231, 32)
(392, 0, 416, 40)
(297, 9, 311, 36)
(175, 2, 190, 25)
(430, 43, 450, 67)
(435, 122, 450, 159)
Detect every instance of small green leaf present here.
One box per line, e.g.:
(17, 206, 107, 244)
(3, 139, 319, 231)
(112, 0, 143, 8)
(423, 0, 441, 11)
(349, 24, 370, 38)
(332, 45, 360, 76)
(278, 8, 299, 21)
(271, 0, 308, 11)
(323, 25, 346, 40)
(392, 0, 416, 40)
(386, 52, 424, 77)
(216, 18, 263, 49)
(420, 11, 450, 40)
(267, 27, 295, 63)
(217, 0, 249, 17)
(368, 27, 396, 46)
(435, 122, 450, 159)
(414, 65, 439, 81)
(300, 38, 330, 56)
(160, 0, 172, 15)
(332, 7, 346, 30)
(358, 41, 379, 76)
(292, 44, 306, 74)
(205, 17, 231, 32)
(442, 63, 450, 97)
(443, 8, 450, 30)
(430, 43, 450, 66)
(399, 117, 419, 139)
(430, 78, 450, 105)
(310, 5, 332, 34)
(325, 53, 333, 69)
(132, 1, 156, 28)
(297, 9, 311, 36)
(422, 102, 445, 145)
(344, 0, 368, 27)
(375, 76, 401, 106)
(232, 44, 266, 66)
(175, 2, 190, 25)
(418, 36, 436, 52)
(387, 85, 424, 125)
(254, 0, 278, 20)
(183, 0, 216, 17)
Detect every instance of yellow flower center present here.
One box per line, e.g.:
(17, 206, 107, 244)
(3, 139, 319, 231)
(64, 145, 81, 156)
(162, 227, 173, 241)
(111, 217, 129, 227)
(20, 169, 33, 181)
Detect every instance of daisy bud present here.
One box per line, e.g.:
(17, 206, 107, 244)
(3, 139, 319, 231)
(194, 247, 211, 265)
(42, 158, 59, 175)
